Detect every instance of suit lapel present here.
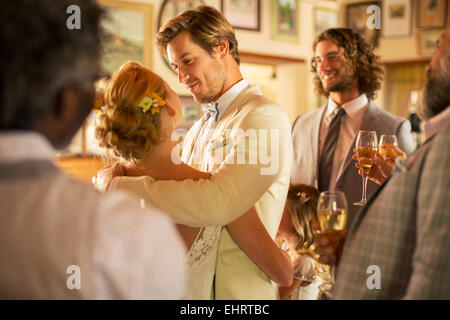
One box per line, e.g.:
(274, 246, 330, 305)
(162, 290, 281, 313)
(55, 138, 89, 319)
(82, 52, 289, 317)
(335, 100, 379, 184)
(349, 175, 390, 235)
(185, 85, 261, 164)
(183, 118, 205, 164)
(220, 85, 262, 122)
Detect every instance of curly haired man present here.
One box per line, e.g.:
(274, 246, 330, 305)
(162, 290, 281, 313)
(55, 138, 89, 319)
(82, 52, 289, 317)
(291, 28, 414, 226)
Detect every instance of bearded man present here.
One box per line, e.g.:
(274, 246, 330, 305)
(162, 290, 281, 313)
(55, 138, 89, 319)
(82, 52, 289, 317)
(291, 28, 414, 226)
(315, 28, 450, 299)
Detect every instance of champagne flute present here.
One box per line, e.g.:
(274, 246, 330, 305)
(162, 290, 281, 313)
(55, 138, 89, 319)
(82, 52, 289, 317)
(354, 130, 378, 206)
(317, 191, 348, 299)
(379, 134, 398, 160)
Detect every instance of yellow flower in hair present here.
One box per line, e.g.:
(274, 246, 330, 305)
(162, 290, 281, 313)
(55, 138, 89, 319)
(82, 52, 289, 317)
(138, 92, 167, 114)
(139, 96, 153, 113)
(149, 92, 166, 107)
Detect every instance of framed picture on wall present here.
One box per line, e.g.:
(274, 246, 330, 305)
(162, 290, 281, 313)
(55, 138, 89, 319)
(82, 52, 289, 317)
(98, 0, 153, 74)
(270, 0, 300, 43)
(416, 0, 447, 29)
(177, 96, 202, 130)
(383, 0, 412, 37)
(221, 0, 261, 31)
(346, 1, 381, 47)
(314, 7, 339, 37)
(448, 0, 450, 26)
(417, 29, 444, 56)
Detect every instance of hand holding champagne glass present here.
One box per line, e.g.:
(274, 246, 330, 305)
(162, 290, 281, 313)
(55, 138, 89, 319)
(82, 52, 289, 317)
(317, 191, 348, 298)
(354, 130, 378, 206)
(379, 135, 398, 160)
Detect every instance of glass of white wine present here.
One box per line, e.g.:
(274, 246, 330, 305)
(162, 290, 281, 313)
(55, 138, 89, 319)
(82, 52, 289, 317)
(317, 190, 348, 299)
(379, 134, 398, 160)
(354, 130, 378, 206)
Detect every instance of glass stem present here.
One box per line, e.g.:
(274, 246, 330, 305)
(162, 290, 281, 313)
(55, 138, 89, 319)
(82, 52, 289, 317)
(362, 175, 369, 202)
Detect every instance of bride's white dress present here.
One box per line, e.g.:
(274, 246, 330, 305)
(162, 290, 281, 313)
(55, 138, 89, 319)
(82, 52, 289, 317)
(109, 175, 220, 300)
(185, 226, 221, 299)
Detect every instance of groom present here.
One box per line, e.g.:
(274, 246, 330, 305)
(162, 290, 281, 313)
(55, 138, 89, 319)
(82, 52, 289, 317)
(98, 6, 291, 299)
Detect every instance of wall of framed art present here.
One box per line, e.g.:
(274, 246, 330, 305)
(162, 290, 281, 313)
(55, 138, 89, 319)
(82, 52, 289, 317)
(67, 0, 447, 154)
(340, 0, 446, 63)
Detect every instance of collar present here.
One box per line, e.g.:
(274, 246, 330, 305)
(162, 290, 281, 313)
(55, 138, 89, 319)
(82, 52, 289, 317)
(205, 79, 249, 122)
(424, 106, 450, 140)
(0, 131, 55, 163)
(326, 94, 369, 118)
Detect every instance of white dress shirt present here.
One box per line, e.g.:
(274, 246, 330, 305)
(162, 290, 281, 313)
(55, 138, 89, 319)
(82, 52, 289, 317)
(193, 79, 250, 171)
(319, 94, 368, 189)
(0, 131, 186, 299)
(213, 79, 249, 122)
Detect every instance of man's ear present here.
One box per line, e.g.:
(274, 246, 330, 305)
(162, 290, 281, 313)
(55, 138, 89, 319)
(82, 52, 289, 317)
(215, 38, 230, 59)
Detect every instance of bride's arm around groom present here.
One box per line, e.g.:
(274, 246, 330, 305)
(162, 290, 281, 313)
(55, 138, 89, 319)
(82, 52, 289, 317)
(107, 95, 292, 228)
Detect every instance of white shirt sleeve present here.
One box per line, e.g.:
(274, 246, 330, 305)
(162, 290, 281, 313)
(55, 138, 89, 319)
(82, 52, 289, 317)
(91, 191, 187, 299)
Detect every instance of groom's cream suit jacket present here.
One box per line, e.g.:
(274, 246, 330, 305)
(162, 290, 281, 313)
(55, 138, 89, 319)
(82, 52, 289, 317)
(111, 84, 291, 299)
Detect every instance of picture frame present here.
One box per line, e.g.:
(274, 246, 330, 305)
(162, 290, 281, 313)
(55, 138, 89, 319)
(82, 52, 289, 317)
(270, 0, 300, 43)
(448, 0, 450, 26)
(314, 7, 339, 37)
(346, 1, 381, 47)
(98, 0, 153, 74)
(383, 0, 412, 37)
(177, 96, 202, 130)
(416, 0, 447, 29)
(417, 29, 444, 56)
(221, 0, 261, 31)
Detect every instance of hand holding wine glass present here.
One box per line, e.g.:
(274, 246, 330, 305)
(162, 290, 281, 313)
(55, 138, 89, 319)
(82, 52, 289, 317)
(354, 130, 378, 206)
(316, 190, 348, 299)
(379, 135, 398, 160)
(352, 135, 407, 185)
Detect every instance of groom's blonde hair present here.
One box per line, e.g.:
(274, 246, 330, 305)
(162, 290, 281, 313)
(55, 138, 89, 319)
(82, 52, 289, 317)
(156, 5, 240, 65)
(95, 61, 167, 164)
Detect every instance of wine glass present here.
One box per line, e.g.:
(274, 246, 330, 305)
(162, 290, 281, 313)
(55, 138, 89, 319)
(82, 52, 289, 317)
(353, 130, 378, 206)
(379, 135, 398, 160)
(317, 191, 348, 299)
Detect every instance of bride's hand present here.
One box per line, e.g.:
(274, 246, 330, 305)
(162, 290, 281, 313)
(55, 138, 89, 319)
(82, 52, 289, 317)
(92, 162, 124, 193)
(293, 254, 316, 287)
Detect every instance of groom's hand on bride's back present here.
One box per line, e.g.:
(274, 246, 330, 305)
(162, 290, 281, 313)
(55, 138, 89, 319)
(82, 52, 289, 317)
(92, 162, 124, 193)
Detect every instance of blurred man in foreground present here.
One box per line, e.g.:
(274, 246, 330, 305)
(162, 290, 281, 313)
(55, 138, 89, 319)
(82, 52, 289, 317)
(0, 0, 186, 299)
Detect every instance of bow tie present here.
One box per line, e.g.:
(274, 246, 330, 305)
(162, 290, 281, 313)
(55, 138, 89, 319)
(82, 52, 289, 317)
(202, 102, 219, 122)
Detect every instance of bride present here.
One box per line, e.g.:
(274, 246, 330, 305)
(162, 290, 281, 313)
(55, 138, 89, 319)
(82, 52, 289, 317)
(94, 62, 292, 299)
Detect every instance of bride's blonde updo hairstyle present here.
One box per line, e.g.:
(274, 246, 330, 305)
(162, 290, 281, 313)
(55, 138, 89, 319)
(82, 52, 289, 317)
(95, 61, 168, 164)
